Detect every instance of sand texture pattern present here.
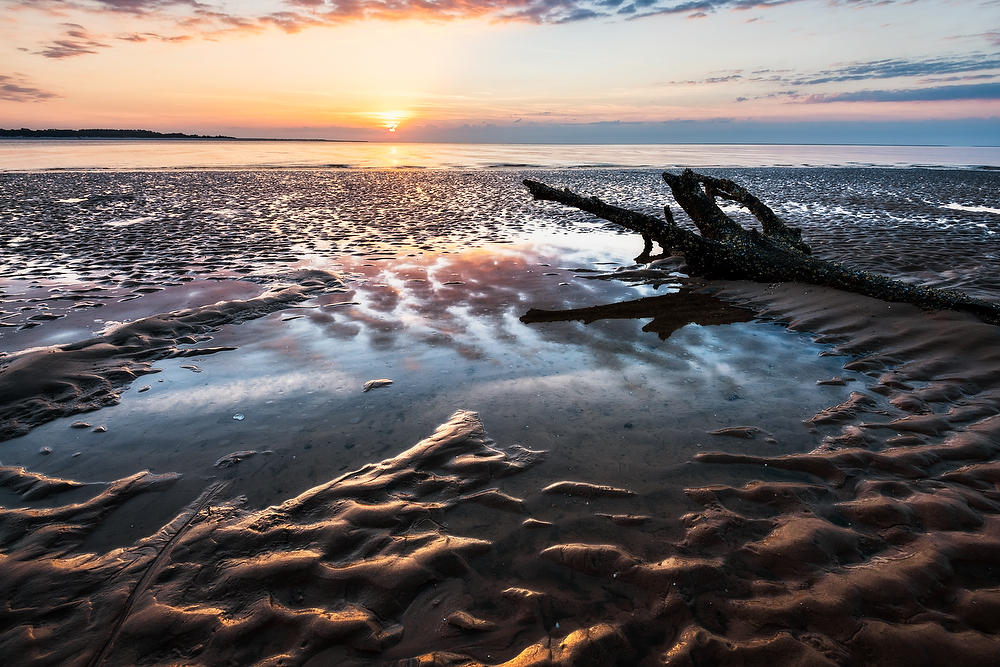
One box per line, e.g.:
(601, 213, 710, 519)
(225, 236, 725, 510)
(1, 286, 999, 665)
(2, 167, 999, 665)
(0, 411, 547, 666)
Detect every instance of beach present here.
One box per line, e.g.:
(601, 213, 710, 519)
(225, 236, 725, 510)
(2, 146, 1000, 665)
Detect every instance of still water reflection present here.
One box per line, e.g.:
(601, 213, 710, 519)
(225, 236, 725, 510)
(3, 241, 862, 546)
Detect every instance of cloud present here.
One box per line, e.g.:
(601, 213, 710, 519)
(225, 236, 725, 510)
(0, 73, 59, 101)
(667, 53, 1000, 93)
(669, 72, 744, 84)
(626, 0, 824, 21)
(116, 30, 192, 42)
(37, 22, 108, 58)
(787, 55, 1000, 85)
(670, 54, 1000, 105)
(800, 82, 1000, 103)
(721, 55, 1000, 103)
(8, 0, 913, 33)
(259, 11, 324, 33)
(3, 0, 982, 67)
(18, 0, 200, 14)
(920, 73, 998, 84)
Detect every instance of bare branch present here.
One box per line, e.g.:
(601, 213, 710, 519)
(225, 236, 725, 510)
(670, 170, 810, 254)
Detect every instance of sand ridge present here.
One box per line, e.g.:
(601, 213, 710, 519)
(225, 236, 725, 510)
(0, 411, 546, 666)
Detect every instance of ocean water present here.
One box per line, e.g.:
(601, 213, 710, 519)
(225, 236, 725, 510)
(1, 139, 999, 171)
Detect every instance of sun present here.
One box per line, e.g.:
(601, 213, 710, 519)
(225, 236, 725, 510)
(373, 110, 410, 133)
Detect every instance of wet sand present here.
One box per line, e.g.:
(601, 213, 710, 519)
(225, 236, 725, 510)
(2, 168, 1000, 665)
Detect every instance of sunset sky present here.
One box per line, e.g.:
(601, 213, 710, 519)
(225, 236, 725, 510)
(1, 0, 998, 144)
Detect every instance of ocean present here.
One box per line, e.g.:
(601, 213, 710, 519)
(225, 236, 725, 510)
(1, 138, 999, 171)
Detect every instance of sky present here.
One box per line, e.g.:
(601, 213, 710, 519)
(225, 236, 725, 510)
(0, 0, 998, 144)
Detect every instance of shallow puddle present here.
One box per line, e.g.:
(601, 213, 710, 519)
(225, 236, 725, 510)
(2, 239, 863, 551)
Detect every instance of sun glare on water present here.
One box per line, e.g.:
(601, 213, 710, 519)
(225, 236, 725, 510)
(373, 111, 410, 133)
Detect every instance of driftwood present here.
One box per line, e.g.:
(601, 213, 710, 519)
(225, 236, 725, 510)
(524, 169, 1000, 325)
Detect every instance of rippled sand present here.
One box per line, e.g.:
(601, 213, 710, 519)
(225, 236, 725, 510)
(1, 168, 999, 665)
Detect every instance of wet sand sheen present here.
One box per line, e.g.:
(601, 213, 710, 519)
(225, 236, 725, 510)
(2, 168, 1000, 664)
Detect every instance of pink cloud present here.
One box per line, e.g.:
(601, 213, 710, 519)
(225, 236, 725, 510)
(37, 22, 108, 58)
(0, 73, 59, 101)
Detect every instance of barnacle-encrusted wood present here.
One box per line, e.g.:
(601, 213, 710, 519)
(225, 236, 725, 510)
(524, 169, 1000, 325)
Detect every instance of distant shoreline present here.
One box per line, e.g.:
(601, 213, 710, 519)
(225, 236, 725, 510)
(1, 130, 997, 148)
(0, 129, 364, 142)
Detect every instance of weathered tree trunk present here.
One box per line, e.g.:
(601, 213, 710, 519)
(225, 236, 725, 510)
(524, 169, 1000, 325)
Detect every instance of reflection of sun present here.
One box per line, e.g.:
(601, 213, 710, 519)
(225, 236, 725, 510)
(373, 110, 410, 133)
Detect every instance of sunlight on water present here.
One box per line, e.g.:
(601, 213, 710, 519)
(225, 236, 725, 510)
(1, 139, 999, 171)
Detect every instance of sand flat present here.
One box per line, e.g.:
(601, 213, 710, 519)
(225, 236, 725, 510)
(1, 167, 999, 664)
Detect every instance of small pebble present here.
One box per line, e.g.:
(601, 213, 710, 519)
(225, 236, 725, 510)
(39, 447, 52, 455)
(138, 385, 151, 393)
(70, 421, 90, 429)
(93, 425, 107, 433)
